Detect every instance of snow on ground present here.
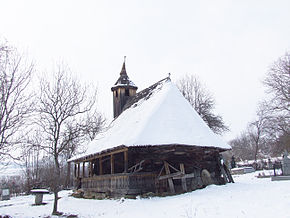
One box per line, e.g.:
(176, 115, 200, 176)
(1, 171, 290, 218)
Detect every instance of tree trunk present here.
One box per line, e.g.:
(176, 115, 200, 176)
(52, 155, 61, 215)
(52, 191, 59, 215)
(253, 141, 259, 170)
(65, 162, 71, 188)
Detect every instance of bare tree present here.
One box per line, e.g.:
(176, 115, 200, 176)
(0, 41, 34, 162)
(21, 141, 42, 193)
(248, 104, 269, 167)
(231, 52, 290, 160)
(229, 131, 269, 163)
(36, 64, 99, 215)
(264, 52, 290, 113)
(81, 110, 106, 141)
(229, 132, 254, 161)
(262, 52, 290, 153)
(62, 111, 105, 188)
(176, 74, 229, 134)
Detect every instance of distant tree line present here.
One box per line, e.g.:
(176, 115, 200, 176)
(0, 40, 105, 214)
(229, 52, 290, 163)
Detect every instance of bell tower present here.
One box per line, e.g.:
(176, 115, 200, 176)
(111, 57, 138, 118)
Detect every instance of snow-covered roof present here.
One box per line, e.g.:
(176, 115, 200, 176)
(70, 78, 230, 162)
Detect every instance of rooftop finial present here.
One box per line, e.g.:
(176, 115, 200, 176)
(124, 56, 126, 63)
(168, 73, 171, 78)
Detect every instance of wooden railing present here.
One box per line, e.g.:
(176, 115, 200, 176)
(81, 172, 157, 195)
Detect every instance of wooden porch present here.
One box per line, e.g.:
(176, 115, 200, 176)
(72, 145, 233, 197)
(81, 172, 158, 196)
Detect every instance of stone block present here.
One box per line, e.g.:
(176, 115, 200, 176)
(1, 189, 10, 201)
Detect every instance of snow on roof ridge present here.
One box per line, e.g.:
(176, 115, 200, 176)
(122, 76, 170, 113)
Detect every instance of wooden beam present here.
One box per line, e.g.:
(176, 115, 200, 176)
(180, 163, 187, 192)
(99, 157, 103, 175)
(159, 172, 195, 180)
(89, 161, 93, 177)
(77, 163, 80, 178)
(82, 162, 85, 178)
(164, 161, 175, 194)
(75, 147, 128, 163)
(111, 154, 115, 174)
(128, 160, 145, 173)
(158, 171, 183, 180)
(74, 163, 77, 177)
(174, 173, 195, 180)
(223, 164, 234, 183)
(220, 165, 229, 183)
(124, 150, 128, 173)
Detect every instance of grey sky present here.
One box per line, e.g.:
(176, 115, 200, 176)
(1, 0, 290, 141)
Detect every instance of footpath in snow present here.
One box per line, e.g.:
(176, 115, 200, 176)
(1, 171, 290, 218)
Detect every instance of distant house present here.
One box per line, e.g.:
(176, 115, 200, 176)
(69, 61, 233, 198)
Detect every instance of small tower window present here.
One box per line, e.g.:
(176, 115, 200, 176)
(115, 90, 118, 97)
(125, 89, 129, 96)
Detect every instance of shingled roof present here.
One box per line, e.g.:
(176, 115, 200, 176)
(69, 77, 230, 162)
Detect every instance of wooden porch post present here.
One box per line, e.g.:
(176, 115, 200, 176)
(124, 150, 128, 173)
(99, 157, 103, 175)
(89, 161, 92, 177)
(164, 161, 175, 194)
(180, 163, 187, 192)
(82, 162, 85, 178)
(111, 154, 115, 174)
(74, 163, 77, 177)
(77, 163, 80, 178)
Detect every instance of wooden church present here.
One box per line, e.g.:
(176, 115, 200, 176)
(69, 60, 233, 198)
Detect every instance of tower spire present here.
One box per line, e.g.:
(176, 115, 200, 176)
(112, 57, 138, 118)
(120, 56, 127, 76)
(120, 56, 127, 75)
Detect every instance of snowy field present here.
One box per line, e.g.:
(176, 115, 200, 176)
(1, 171, 290, 218)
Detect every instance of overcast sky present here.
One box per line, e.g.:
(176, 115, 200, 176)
(1, 0, 290, 141)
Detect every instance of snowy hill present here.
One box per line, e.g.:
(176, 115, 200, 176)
(1, 171, 289, 218)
